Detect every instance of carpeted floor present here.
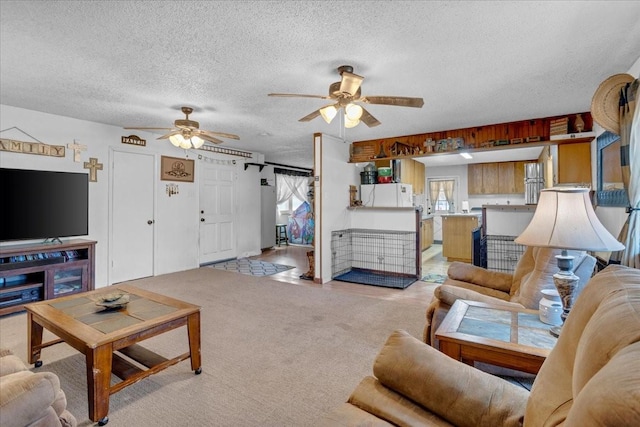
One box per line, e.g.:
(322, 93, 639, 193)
(205, 258, 294, 276)
(0, 267, 426, 427)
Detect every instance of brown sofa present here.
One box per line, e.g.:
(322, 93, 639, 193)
(320, 264, 640, 426)
(0, 348, 77, 427)
(423, 247, 596, 346)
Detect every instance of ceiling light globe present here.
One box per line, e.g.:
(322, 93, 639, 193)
(345, 103, 363, 120)
(191, 136, 205, 149)
(169, 134, 183, 147)
(344, 116, 360, 128)
(179, 139, 191, 149)
(320, 105, 338, 124)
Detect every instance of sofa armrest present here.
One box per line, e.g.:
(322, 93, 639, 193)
(435, 284, 522, 309)
(0, 370, 64, 427)
(447, 262, 513, 292)
(373, 330, 528, 427)
(347, 376, 454, 426)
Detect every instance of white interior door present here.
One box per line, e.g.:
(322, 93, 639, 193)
(199, 162, 236, 264)
(111, 150, 154, 283)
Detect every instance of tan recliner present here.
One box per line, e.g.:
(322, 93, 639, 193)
(423, 246, 596, 346)
(320, 264, 640, 426)
(0, 348, 77, 427)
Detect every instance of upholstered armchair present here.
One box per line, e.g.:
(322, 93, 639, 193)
(423, 246, 596, 346)
(320, 265, 640, 426)
(0, 348, 77, 427)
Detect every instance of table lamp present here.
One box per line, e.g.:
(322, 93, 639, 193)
(515, 187, 624, 336)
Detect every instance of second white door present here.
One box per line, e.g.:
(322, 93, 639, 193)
(199, 161, 236, 264)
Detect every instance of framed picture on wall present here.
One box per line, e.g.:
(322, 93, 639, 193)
(160, 156, 195, 182)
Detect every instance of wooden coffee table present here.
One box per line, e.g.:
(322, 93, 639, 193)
(435, 299, 557, 374)
(25, 284, 201, 426)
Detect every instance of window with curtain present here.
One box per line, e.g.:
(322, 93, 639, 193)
(276, 173, 314, 245)
(428, 178, 456, 213)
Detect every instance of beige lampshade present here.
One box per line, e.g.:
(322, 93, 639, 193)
(515, 187, 625, 251)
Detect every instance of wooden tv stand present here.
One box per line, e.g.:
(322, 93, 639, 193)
(0, 239, 96, 316)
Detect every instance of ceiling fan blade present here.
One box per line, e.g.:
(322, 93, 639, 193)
(157, 129, 182, 139)
(299, 109, 322, 122)
(361, 96, 424, 108)
(198, 130, 240, 140)
(339, 72, 364, 96)
(360, 107, 382, 128)
(268, 93, 330, 99)
(123, 126, 174, 131)
(198, 133, 224, 144)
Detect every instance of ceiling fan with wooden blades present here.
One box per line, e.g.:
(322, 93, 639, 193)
(268, 65, 424, 128)
(123, 106, 240, 149)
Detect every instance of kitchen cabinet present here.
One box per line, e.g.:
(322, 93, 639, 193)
(442, 214, 479, 263)
(558, 142, 591, 184)
(413, 161, 425, 195)
(421, 217, 434, 251)
(375, 158, 424, 194)
(468, 160, 532, 195)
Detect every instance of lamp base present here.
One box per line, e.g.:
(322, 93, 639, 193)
(549, 325, 562, 337)
(551, 252, 579, 337)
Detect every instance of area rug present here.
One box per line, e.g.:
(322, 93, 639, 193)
(206, 258, 294, 276)
(421, 273, 447, 284)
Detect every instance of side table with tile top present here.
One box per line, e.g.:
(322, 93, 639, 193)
(435, 299, 557, 375)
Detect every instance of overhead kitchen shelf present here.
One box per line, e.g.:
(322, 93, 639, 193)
(244, 162, 266, 171)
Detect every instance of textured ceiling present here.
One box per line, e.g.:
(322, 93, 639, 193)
(1, 1, 639, 169)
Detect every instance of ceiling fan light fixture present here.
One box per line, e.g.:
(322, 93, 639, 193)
(345, 103, 363, 121)
(344, 115, 360, 128)
(169, 134, 184, 147)
(320, 105, 338, 124)
(191, 135, 205, 149)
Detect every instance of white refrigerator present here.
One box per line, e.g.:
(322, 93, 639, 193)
(360, 184, 413, 207)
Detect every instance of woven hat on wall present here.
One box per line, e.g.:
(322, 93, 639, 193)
(591, 73, 635, 135)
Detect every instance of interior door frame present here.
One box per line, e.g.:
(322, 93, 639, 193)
(108, 147, 157, 285)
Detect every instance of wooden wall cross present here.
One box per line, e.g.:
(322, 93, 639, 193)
(83, 157, 103, 182)
(67, 140, 87, 162)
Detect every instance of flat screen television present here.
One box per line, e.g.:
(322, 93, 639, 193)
(0, 168, 89, 242)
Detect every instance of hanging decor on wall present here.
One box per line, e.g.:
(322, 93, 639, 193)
(83, 157, 103, 182)
(67, 140, 87, 162)
(0, 126, 65, 157)
(161, 155, 194, 182)
(121, 134, 146, 147)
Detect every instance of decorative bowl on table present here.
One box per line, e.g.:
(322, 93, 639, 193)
(96, 292, 130, 309)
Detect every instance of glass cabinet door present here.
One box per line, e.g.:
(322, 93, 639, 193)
(47, 264, 88, 298)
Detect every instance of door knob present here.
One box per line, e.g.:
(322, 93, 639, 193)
(201, 218, 205, 222)
(147, 220, 153, 225)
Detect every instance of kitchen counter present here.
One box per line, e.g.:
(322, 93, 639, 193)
(439, 212, 482, 217)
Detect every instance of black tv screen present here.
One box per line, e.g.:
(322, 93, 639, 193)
(0, 168, 89, 242)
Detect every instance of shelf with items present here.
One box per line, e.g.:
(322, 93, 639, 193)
(0, 239, 96, 316)
(349, 112, 593, 164)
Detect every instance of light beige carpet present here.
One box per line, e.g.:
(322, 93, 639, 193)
(0, 267, 427, 427)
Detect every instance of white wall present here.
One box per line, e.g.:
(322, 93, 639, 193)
(0, 104, 262, 286)
(315, 133, 359, 283)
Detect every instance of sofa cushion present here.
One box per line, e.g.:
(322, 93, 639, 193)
(525, 264, 640, 426)
(373, 330, 528, 427)
(0, 370, 63, 427)
(0, 353, 28, 377)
